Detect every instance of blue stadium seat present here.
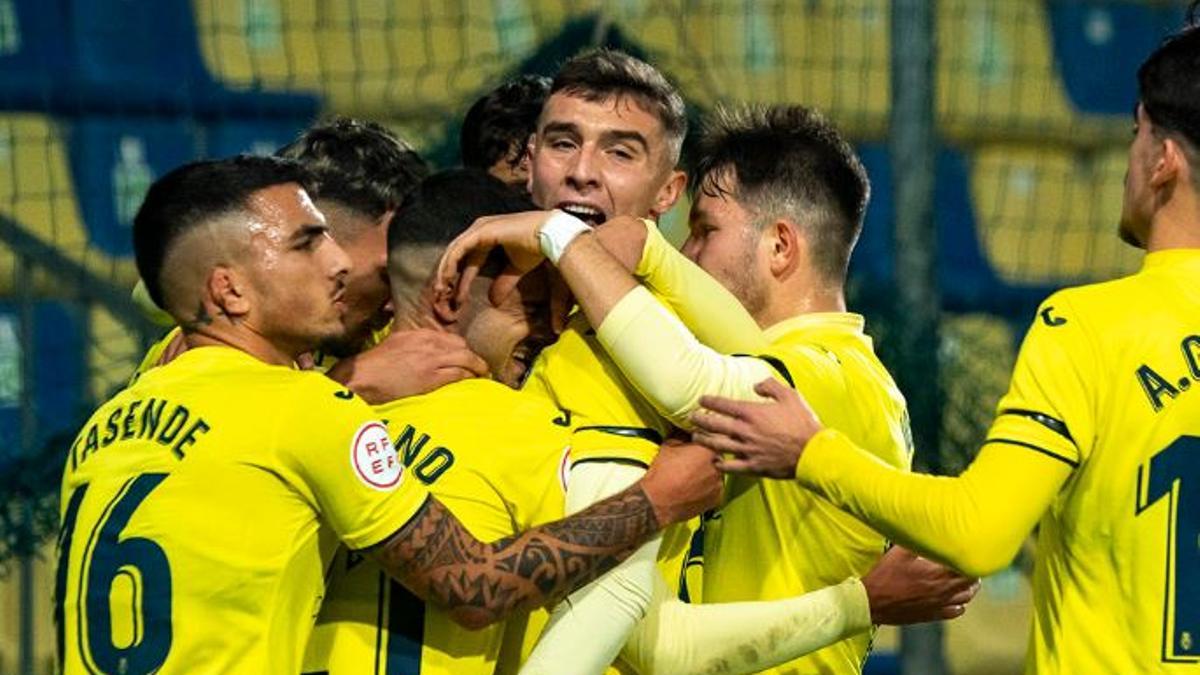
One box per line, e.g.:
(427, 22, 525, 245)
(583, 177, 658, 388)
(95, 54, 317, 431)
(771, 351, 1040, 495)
(1048, 0, 1187, 115)
(0, 0, 73, 109)
(62, 0, 320, 118)
(0, 301, 86, 464)
(853, 145, 1056, 316)
(205, 119, 308, 159)
(67, 117, 198, 258)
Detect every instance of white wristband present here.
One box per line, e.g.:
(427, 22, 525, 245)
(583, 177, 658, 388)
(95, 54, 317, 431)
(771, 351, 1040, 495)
(539, 210, 592, 264)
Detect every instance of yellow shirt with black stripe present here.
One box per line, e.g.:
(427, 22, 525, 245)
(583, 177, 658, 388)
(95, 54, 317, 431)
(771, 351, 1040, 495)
(703, 313, 912, 675)
(988, 250, 1200, 673)
(794, 249, 1200, 674)
(57, 346, 428, 675)
(303, 378, 570, 675)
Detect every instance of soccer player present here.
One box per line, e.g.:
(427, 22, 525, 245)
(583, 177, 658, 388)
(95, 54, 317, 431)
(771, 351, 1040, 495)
(461, 74, 552, 191)
(437, 104, 921, 674)
(311, 169, 976, 675)
(55, 156, 721, 674)
(130, 117, 475, 386)
(688, 22, 1200, 675)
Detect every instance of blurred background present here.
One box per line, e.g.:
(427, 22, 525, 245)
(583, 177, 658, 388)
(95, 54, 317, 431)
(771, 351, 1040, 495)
(0, 0, 1190, 672)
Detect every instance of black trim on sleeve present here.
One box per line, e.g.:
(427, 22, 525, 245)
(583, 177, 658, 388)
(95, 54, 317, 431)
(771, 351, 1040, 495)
(731, 353, 796, 389)
(571, 457, 652, 470)
(999, 408, 1075, 443)
(983, 438, 1079, 469)
(575, 425, 664, 445)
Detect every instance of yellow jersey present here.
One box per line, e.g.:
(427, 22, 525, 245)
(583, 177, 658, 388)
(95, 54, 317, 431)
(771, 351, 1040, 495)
(129, 325, 391, 383)
(303, 378, 570, 675)
(56, 346, 428, 675)
(702, 313, 912, 675)
(493, 313, 695, 673)
(988, 249, 1200, 673)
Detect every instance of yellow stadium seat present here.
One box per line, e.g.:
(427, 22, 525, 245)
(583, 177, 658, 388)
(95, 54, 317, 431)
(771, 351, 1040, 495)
(0, 114, 138, 297)
(193, 0, 517, 119)
(939, 0, 1094, 140)
(970, 143, 1141, 285)
(620, 0, 891, 139)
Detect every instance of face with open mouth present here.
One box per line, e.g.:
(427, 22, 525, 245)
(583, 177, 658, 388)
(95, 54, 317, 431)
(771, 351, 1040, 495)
(529, 92, 682, 223)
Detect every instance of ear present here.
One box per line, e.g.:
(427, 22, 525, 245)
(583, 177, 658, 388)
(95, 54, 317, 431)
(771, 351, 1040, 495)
(431, 284, 462, 326)
(765, 219, 802, 278)
(1151, 137, 1185, 190)
(648, 169, 687, 219)
(208, 266, 251, 319)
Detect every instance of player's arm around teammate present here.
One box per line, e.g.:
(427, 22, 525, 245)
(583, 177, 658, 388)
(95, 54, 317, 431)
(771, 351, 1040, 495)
(435, 212, 981, 674)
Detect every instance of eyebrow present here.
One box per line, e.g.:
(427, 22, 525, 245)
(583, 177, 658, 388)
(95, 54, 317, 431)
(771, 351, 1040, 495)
(600, 129, 649, 153)
(291, 223, 330, 243)
(541, 121, 649, 153)
(541, 121, 580, 137)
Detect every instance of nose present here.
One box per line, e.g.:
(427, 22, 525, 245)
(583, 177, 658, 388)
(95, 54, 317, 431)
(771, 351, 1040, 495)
(323, 233, 353, 282)
(681, 234, 702, 262)
(566, 145, 600, 191)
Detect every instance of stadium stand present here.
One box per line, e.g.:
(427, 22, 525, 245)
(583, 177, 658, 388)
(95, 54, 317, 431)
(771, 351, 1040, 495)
(1048, 0, 1187, 115)
(0, 301, 84, 461)
(0, 2, 1191, 672)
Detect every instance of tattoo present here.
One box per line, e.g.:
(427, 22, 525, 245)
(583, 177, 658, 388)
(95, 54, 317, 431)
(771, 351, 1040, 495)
(178, 301, 214, 334)
(373, 486, 659, 628)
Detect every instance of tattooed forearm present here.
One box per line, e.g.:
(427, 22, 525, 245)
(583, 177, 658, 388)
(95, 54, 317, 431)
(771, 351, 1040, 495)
(373, 485, 660, 629)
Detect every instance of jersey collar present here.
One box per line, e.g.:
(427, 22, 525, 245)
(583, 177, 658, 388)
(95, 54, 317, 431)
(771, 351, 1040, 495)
(763, 312, 865, 342)
(1142, 247, 1200, 272)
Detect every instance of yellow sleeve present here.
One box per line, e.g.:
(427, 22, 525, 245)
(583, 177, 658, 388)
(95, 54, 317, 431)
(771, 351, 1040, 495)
(796, 428, 1071, 577)
(620, 572, 870, 675)
(635, 219, 769, 354)
(278, 383, 430, 550)
(596, 286, 782, 429)
(986, 294, 1097, 466)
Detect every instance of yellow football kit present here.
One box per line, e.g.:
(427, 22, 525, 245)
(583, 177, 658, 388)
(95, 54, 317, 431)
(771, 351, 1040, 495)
(56, 346, 428, 675)
(129, 324, 391, 383)
(796, 249, 1200, 674)
(703, 314, 912, 675)
(303, 378, 569, 675)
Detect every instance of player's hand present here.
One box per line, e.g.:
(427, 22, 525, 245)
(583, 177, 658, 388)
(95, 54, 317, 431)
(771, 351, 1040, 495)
(593, 215, 649, 272)
(639, 440, 723, 526)
(690, 378, 824, 479)
(861, 547, 981, 624)
(435, 211, 555, 311)
(326, 329, 489, 404)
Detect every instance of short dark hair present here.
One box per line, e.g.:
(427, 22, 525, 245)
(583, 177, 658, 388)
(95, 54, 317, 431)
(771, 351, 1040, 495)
(690, 104, 869, 283)
(1138, 19, 1200, 157)
(133, 155, 317, 309)
(550, 48, 687, 164)
(461, 75, 551, 170)
(276, 117, 429, 220)
(389, 168, 536, 251)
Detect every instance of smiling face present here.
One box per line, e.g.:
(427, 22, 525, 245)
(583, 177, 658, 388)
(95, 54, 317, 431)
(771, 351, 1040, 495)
(239, 183, 352, 356)
(528, 92, 682, 223)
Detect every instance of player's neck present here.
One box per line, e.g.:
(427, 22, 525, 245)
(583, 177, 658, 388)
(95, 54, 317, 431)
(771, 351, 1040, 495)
(1146, 195, 1200, 252)
(758, 276, 847, 327)
(182, 327, 299, 367)
(390, 288, 443, 331)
